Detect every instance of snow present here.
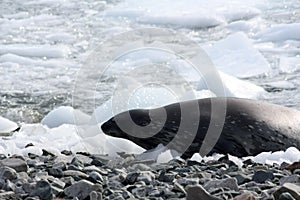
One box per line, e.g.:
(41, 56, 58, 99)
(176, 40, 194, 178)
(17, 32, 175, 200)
(279, 56, 300, 73)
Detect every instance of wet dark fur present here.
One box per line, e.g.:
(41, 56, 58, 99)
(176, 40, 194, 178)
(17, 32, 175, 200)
(101, 97, 300, 158)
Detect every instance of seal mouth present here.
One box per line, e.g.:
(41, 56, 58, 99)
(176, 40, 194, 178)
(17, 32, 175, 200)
(101, 118, 123, 138)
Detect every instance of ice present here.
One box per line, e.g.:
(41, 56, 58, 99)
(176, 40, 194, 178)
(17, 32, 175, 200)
(45, 32, 76, 43)
(264, 81, 296, 90)
(204, 32, 270, 78)
(0, 116, 18, 134)
(0, 45, 70, 59)
(255, 23, 300, 42)
(157, 150, 174, 163)
(41, 106, 90, 128)
(248, 147, 300, 165)
(279, 56, 300, 73)
(104, 0, 262, 28)
(218, 71, 266, 99)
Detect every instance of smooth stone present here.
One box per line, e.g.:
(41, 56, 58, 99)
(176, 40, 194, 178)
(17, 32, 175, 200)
(177, 177, 199, 186)
(204, 178, 239, 191)
(90, 191, 102, 200)
(273, 183, 300, 200)
(280, 175, 300, 185)
(22, 182, 35, 194)
(61, 150, 72, 156)
(0, 158, 28, 172)
(63, 170, 89, 179)
(252, 170, 274, 183)
(0, 191, 17, 199)
(88, 171, 104, 183)
(64, 180, 102, 200)
(51, 178, 65, 189)
(278, 192, 296, 200)
(233, 173, 252, 185)
(124, 172, 140, 184)
(158, 171, 174, 183)
(233, 192, 257, 200)
(0, 166, 17, 180)
(30, 180, 53, 200)
(186, 184, 222, 200)
(47, 168, 63, 178)
(3, 179, 16, 191)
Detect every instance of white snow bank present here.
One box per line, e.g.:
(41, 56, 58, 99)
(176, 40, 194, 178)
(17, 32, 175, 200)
(0, 44, 70, 58)
(255, 23, 300, 42)
(0, 116, 18, 134)
(104, 0, 261, 28)
(204, 32, 270, 78)
(41, 106, 91, 128)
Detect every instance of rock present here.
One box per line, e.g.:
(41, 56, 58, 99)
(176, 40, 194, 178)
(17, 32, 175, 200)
(285, 161, 300, 172)
(230, 172, 252, 185)
(158, 171, 174, 183)
(88, 171, 104, 183)
(204, 178, 239, 191)
(186, 184, 222, 200)
(64, 180, 102, 200)
(0, 166, 17, 180)
(25, 143, 34, 148)
(273, 183, 300, 200)
(0, 158, 28, 172)
(279, 175, 300, 185)
(123, 172, 140, 184)
(90, 191, 102, 200)
(252, 170, 274, 183)
(51, 178, 65, 189)
(63, 170, 89, 179)
(48, 167, 63, 178)
(233, 192, 257, 200)
(61, 150, 72, 156)
(0, 191, 17, 199)
(42, 149, 56, 157)
(278, 192, 296, 200)
(30, 180, 53, 200)
(2, 180, 16, 191)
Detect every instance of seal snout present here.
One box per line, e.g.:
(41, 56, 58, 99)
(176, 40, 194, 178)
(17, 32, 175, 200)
(101, 118, 120, 137)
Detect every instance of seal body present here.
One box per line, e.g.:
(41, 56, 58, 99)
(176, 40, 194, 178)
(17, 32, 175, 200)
(101, 97, 300, 158)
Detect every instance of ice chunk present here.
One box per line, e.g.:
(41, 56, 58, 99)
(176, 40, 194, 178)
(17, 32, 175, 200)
(255, 23, 300, 42)
(246, 147, 300, 165)
(204, 32, 270, 78)
(41, 106, 90, 128)
(0, 44, 70, 58)
(0, 116, 18, 135)
(280, 56, 300, 73)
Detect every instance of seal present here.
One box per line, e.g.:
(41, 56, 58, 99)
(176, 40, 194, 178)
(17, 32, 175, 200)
(101, 97, 300, 158)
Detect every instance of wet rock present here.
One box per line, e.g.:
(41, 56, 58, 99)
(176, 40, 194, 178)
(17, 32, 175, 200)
(204, 178, 239, 191)
(252, 170, 274, 183)
(30, 180, 53, 200)
(186, 184, 222, 200)
(0, 158, 28, 172)
(0, 166, 17, 180)
(273, 183, 300, 200)
(233, 192, 257, 200)
(64, 180, 102, 200)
